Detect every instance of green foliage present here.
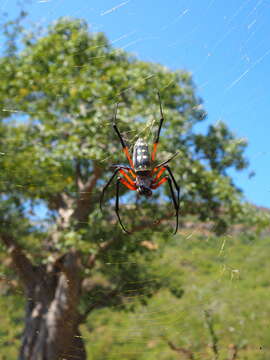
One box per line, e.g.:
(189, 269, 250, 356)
(0, 16, 250, 234)
(194, 121, 248, 173)
(237, 204, 270, 236)
(0, 287, 24, 359)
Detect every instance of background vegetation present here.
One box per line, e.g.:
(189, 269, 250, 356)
(1, 224, 270, 359)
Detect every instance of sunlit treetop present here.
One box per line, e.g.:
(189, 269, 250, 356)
(0, 14, 255, 239)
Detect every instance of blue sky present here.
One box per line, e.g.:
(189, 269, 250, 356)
(4, 0, 270, 207)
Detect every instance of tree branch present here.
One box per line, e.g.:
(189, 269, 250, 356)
(54, 250, 82, 281)
(75, 158, 84, 191)
(48, 193, 67, 211)
(72, 164, 102, 225)
(86, 237, 115, 269)
(0, 232, 37, 287)
(167, 339, 195, 360)
(79, 286, 121, 323)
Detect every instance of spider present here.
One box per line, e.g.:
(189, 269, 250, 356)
(100, 93, 180, 234)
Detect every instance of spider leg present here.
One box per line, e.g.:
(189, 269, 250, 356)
(151, 175, 168, 189)
(164, 165, 180, 210)
(167, 177, 179, 235)
(151, 175, 179, 235)
(115, 178, 131, 234)
(152, 166, 167, 182)
(100, 168, 119, 211)
(119, 177, 137, 191)
(118, 168, 136, 187)
(152, 165, 180, 209)
(151, 92, 164, 162)
(100, 167, 137, 210)
(154, 152, 179, 169)
(113, 103, 134, 168)
(111, 165, 136, 178)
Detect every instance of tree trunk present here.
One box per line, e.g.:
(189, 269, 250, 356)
(18, 251, 86, 360)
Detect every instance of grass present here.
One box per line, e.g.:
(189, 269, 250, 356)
(83, 231, 270, 359)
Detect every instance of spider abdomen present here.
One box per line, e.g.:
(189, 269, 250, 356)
(133, 138, 151, 172)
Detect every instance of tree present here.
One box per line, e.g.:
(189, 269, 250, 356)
(0, 15, 249, 359)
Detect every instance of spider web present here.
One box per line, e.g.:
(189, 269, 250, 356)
(0, 1, 270, 359)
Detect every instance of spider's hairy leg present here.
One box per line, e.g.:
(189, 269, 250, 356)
(153, 165, 180, 206)
(164, 165, 180, 210)
(100, 167, 137, 211)
(115, 178, 131, 234)
(119, 176, 137, 191)
(112, 103, 134, 168)
(151, 92, 165, 162)
(151, 174, 180, 234)
(167, 177, 179, 235)
(155, 152, 179, 169)
(111, 165, 136, 179)
(151, 176, 168, 190)
(100, 168, 120, 211)
(118, 168, 136, 186)
(152, 166, 167, 183)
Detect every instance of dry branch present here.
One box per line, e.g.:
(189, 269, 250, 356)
(167, 340, 195, 360)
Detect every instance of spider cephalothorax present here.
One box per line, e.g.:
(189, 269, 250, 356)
(136, 172, 153, 197)
(100, 93, 180, 234)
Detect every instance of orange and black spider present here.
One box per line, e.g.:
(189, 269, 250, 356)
(100, 93, 180, 234)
